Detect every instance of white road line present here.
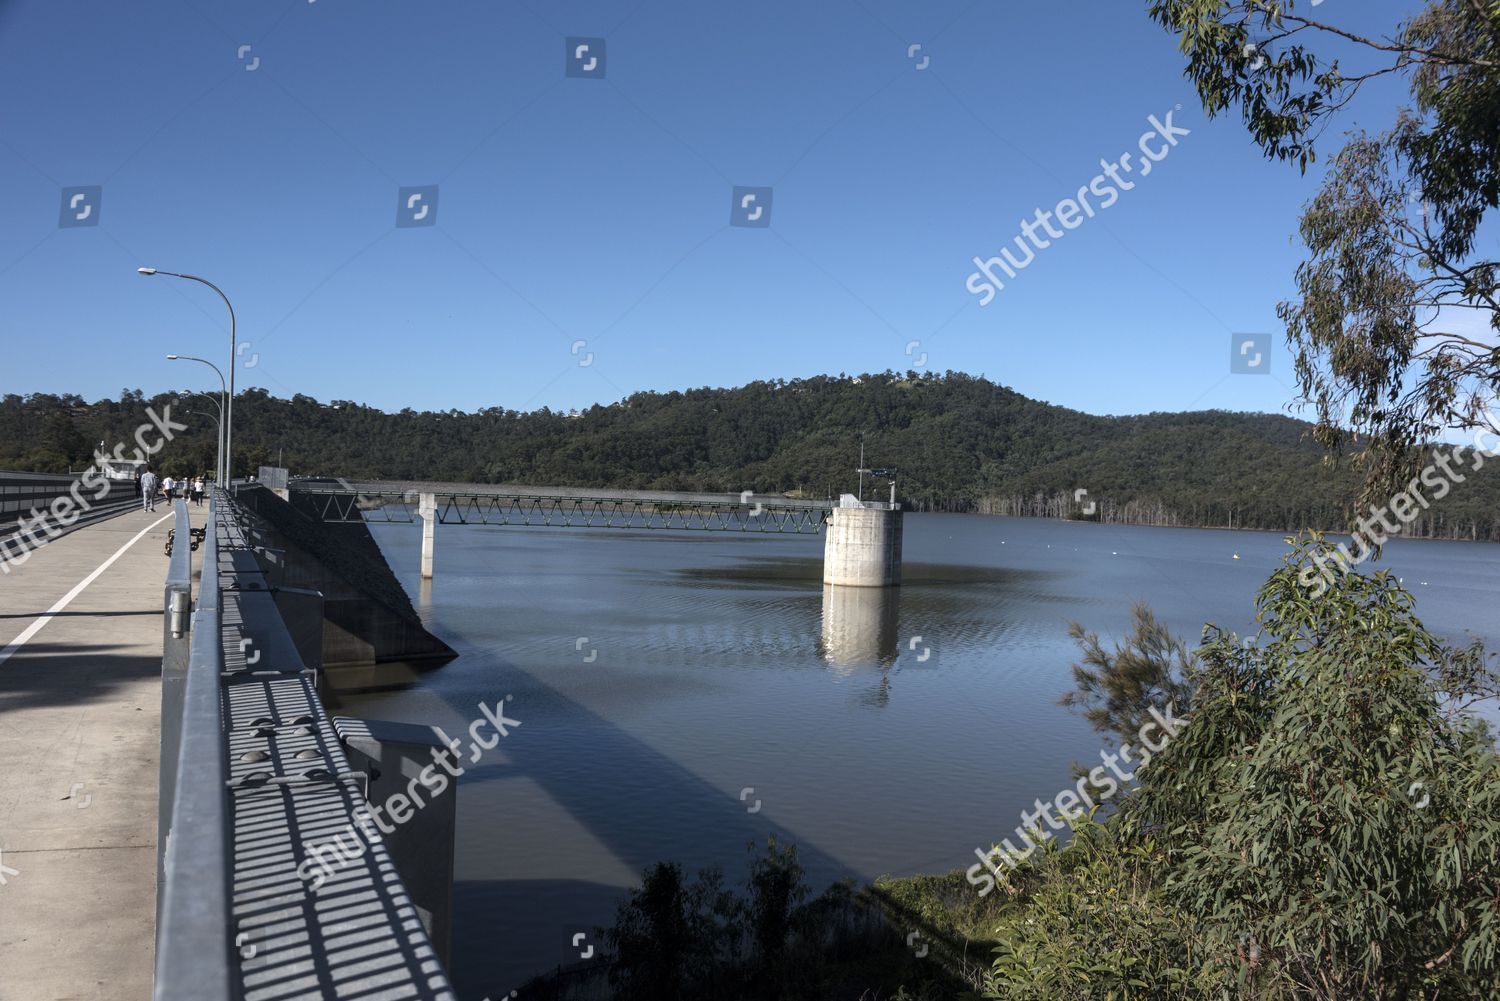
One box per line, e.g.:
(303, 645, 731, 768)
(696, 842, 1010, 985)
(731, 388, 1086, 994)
(0, 513, 174, 668)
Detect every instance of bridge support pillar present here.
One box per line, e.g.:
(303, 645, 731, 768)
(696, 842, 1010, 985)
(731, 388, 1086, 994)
(823, 502, 902, 587)
(419, 492, 436, 579)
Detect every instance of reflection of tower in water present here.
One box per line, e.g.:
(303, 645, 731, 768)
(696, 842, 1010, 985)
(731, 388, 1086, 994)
(818, 584, 900, 676)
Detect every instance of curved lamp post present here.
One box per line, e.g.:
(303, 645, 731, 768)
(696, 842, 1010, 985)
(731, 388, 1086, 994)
(182, 408, 224, 489)
(167, 356, 227, 486)
(177, 388, 226, 487)
(139, 268, 237, 482)
(178, 393, 225, 486)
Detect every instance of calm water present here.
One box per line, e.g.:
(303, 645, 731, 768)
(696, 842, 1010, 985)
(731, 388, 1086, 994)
(334, 513, 1500, 998)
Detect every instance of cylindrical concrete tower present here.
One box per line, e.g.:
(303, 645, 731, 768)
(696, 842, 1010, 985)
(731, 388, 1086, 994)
(822, 502, 902, 587)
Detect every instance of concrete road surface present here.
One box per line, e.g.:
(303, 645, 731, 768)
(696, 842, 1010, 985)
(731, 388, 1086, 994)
(0, 507, 183, 1001)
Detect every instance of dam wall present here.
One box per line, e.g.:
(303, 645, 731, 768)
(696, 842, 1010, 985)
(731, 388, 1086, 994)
(234, 484, 455, 668)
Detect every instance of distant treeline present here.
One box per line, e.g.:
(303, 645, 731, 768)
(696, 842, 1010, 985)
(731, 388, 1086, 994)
(5, 372, 1498, 540)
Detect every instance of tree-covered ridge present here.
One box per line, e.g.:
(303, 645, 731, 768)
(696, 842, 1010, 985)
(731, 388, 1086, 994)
(4, 372, 1499, 539)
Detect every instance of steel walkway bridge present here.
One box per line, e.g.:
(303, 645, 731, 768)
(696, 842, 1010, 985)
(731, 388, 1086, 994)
(289, 478, 834, 534)
(287, 479, 838, 580)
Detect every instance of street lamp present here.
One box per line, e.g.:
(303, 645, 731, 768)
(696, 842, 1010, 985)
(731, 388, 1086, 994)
(140, 268, 237, 483)
(167, 355, 226, 486)
(182, 408, 223, 492)
(176, 389, 226, 487)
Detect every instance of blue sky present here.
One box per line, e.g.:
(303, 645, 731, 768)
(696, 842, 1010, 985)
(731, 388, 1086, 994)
(0, 0, 1421, 418)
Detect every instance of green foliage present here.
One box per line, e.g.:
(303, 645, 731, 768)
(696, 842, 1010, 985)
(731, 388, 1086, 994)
(585, 837, 959, 1001)
(979, 537, 1500, 999)
(1149, 0, 1500, 524)
(1125, 536, 1500, 998)
(1061, 602, 1197, 746)
(602, 862, 742, 1000)
(0, 391, 218, 480)
(870, 869, 1011, 955)
(1147, 0, 1333, 171)
(746, 836, 810, 983)
(1403, 2, 1500, 268)
(981, 820, 1234, 1000)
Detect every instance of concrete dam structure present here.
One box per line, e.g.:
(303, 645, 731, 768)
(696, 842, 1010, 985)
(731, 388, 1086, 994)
(235, 483, 456, 668)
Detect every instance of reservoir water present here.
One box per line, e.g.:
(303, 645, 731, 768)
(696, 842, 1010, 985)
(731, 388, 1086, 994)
(333, 513, 1500, 998)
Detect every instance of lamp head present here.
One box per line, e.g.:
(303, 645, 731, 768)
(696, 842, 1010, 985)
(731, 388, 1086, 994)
(166, 354, 179, 360)
(137, 267, 157, 276)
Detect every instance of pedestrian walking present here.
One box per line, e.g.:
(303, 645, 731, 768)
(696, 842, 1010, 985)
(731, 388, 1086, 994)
(192, 477, 204, 506)
(141, 469, 159, 512)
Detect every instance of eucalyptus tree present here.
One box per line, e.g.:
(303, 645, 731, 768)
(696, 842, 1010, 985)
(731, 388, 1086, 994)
(1149, 0, 1500, 511)
(982, 539, 1500, 999)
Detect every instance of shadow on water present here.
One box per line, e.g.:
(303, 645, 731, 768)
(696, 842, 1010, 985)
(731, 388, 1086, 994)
(430, 652, 1033, 996)
(337, 638, 878, 998)
(674, 555, 1068, 590)
(334, 540, 1084, 997)
(323, 658, 452, 694)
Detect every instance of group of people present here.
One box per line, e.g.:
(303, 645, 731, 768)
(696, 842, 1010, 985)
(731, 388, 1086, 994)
(136, 471, 210, 512)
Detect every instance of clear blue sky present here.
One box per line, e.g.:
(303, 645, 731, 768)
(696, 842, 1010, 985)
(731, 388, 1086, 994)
(0, 0, 1417, 417)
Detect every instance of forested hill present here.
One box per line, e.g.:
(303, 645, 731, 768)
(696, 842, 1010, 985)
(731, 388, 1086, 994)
(5, 372, 1498, 539)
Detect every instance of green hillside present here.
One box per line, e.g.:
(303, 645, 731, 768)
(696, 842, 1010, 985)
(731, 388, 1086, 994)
(5, 372, 1497, 539)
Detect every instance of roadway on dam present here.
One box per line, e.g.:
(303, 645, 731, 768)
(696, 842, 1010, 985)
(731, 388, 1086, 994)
(0, 507, 183, 1001)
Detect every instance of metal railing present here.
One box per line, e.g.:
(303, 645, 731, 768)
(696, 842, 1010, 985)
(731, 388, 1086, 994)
(0, 470, 140, 564)
(154, 488, 456, 1000)
(156, 500, 195, 937)
(155, 496, 232, 1000)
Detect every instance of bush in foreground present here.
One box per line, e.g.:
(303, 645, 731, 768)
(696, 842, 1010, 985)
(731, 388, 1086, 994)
(979, 537, 1500, 999)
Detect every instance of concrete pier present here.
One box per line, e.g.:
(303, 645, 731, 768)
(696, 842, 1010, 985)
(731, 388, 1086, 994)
(420, 492, 436, 579)
(822, 500, 902, 587)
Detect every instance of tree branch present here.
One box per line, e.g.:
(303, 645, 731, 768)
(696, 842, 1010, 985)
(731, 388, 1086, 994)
(1279, 13, 1495, 69)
